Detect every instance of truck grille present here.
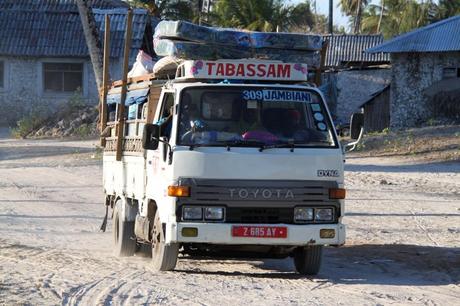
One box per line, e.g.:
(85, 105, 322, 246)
(226, 207, 293, 224)
(178, 178, 337, 204)
(176, 179, 341, 224)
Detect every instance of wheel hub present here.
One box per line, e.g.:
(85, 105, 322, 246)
(151, 221, 161, 250)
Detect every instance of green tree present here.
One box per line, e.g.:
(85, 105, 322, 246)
(126, 0, 202, 22)
(361, 0, 438, 38)
(361, 3, 381, 34)
(434, 0, 460, 20)
(127, 0, 339, 34)
(339, 0, 369, 33)
(289, 1, 316, 32)
(211, 0, 292, 32)
(210, 0, 326, 33)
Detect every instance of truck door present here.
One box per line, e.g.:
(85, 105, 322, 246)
(157, 92, 175, 159)
(145, 91, 175, 200)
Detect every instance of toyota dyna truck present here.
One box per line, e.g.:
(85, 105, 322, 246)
(102, 59, 347, 275)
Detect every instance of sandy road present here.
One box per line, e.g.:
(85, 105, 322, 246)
(0, 134, 459, 305)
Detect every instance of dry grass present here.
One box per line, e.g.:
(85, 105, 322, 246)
(347, 125, 460, 162)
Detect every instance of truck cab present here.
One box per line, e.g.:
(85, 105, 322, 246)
(103, 60, 345, 275)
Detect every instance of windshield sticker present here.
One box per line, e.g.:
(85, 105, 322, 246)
(242, 90, 311, 102)
(313, 112, 324, 121)
(247, 100, 258, 109)
(310, 103, 321, 112)
(316, 122, 327, 131)
(317, 122, 327, 131)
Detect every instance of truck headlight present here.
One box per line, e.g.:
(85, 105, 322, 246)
(315, 208, 333, 221)
(294, 207, 314, 222)
(204, 207, 225, 221)
(182, 206, 202, 220)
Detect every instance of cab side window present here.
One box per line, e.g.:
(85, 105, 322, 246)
(158, 93, 175, 139)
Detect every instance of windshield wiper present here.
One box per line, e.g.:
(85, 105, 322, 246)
(259, 142, 296, 152)
(189, 139, 268, 151)
(224, 139, 266, 151)
(189, 143, 212, 150)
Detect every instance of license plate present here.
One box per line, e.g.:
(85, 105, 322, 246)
(231, 226, 287, 238)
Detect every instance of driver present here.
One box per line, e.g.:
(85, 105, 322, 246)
(283, 109, 327, 143)
(157, 105, 174, 139)
(282, 109, 302, 137)
(179, 92, 198, 132)
(238, 106, 265, 133)
(239, 105, 280, 144)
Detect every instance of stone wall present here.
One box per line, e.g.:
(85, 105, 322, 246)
(0, 56, 123, 126)
(333, 68, 391, 123)
(390, 52, 460, 128)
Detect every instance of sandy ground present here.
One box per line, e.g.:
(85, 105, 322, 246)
(0, 131, 459, 305)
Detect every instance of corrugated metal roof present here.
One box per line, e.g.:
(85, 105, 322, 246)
(0, 0, 129, 11)
(323, 34, 390, 67)
(366, 15, 460, 53)
(0, 2, 148, 58)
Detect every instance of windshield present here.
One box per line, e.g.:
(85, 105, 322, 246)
(177, 86, 337, 148)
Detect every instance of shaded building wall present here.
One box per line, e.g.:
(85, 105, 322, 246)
(334, 68, 390, 123)
(0, 56, 123, 126)
(363, 87, 390, 132)
(390, 51, 460, 128)
(319, 73, 338, 118)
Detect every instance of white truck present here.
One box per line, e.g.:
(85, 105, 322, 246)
(102, 59, 356, 275)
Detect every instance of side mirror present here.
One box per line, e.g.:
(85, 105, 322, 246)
(350, 113, 364, 140)
(142, 123, 160, 150)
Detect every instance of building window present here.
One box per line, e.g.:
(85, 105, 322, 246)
(0, 61, 4, 88)
(43, 63, 83, 92)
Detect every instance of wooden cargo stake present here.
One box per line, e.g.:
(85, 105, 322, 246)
(315, 40, 329, 86)
(100, 14, 110, 147)
(115, 9, 133, 161)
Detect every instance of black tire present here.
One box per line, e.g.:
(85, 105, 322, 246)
(151, 211, 179, 271)
(136, 242, 152, 258)
(293, 245, 323, 275)
(350, 113, 364, 139)
(113, 200, 136, 257)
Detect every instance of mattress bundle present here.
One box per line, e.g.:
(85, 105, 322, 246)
(153, 21, 323, 67)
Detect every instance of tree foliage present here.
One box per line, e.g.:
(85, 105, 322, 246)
(127, 0, 330, 33)
(343, 0, 460, 38)
(126, 0, 202, 22)
(210, 0, 332, 33)
(211, 0, 291, 32)
(339, 0, 369, 33)
(434, 0, 460, 20)
(126, 0, 460, 37)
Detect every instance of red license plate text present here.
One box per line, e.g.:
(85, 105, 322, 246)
(231, 226, 287, 238)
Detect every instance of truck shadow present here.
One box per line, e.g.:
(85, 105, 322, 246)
(324, 244, 459, 285)
(177, 244, 460, 285)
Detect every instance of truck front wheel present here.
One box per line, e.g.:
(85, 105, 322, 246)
(151, 211, 179, 271)
(293, 245, 323, 275)
(113, 200, 136, 257)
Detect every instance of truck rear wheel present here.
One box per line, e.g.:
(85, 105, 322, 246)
(113, 200, 136, 257)
(136, 243, 153, 257)
(293, 245, 323, 275)
(151, 211, 179, 271)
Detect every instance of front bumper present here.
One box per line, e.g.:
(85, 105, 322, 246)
(167, 222, 346, 246)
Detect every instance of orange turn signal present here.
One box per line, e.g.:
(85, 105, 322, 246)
(168, 186, 190, 197)
(329, 188, 346, 199)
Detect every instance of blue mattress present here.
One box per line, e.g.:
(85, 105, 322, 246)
(154, 20, 323, 51)
(154, 39, 321, 66)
